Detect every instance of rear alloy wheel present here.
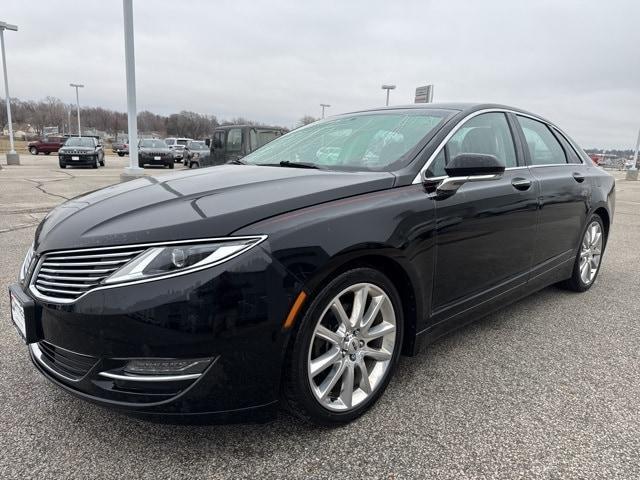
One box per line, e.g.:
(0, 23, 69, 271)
(284, 268, 403, 425)
(29, 147, 38, 155)
(559, 214, 605, 292)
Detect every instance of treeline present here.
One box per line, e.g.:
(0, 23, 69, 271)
(0, 96, 286, 139)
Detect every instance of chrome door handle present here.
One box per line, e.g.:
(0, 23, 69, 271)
(511, 177, 531, 191)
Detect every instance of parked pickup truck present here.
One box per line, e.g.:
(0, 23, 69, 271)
(200, 125, 286, 167)
(27, 136, 67, 155)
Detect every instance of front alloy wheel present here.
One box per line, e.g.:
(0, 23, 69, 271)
(308, 283, 397, 411)
(284, 268, 403, 425)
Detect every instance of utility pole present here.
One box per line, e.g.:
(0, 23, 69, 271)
(0, 20, 19, 166)
(121, 0, 143, 179)
(626, 128, 639, 181)
(381, 84, 396, 106)
(69, 83, 84, 136)
(320, 103, 330, 119)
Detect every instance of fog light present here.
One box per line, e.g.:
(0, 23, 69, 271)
(124, 358, 212, 376)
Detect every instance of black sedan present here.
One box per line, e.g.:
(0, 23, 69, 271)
(9, 103, 614, 425)
(137, 138, 174, 169)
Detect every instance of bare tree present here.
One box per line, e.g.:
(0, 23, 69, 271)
(298, 115, 318, 127)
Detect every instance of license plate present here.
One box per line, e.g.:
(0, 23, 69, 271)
(72, 156, 80, 161)
(10, 292, 26, 340)
(154, 156, 161, 160)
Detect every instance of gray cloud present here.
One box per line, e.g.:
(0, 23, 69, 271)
(2, 0, 638, 148)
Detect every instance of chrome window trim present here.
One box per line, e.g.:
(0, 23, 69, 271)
(29, 235, 268, 305)
(412, 108, 580, 184)
(97, 371, 202, 382)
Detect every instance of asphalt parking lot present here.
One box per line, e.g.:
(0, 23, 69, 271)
(0, 155, 639, 479)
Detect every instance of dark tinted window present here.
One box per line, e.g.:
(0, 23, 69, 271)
(518, 116, 567, 165)
(424, 112, 516, 177)
(213, 131, 225, 149)
(553, 129, 582, 164)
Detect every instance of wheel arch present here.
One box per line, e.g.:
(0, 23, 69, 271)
(301, 252, 422, 356)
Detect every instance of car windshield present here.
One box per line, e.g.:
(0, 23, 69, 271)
(177, 139, 188, 146)
(242, 111, 452, 171)
(165, 139, 175, 145)
(64, 137, 94, 147)
(140, 139, 166, 148)
(190, 142, 207, 149)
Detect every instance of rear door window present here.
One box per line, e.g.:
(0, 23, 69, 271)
(517, 116, 567, 166)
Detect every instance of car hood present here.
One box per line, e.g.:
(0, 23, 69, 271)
(34, 165, 396, 252)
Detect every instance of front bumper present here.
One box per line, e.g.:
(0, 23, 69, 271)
(139, 155, 171, 166)
(11, 244, 303, 417)
(59, 154, 96, 165)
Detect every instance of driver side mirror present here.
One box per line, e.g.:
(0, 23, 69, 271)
(422, 153, 505, 196)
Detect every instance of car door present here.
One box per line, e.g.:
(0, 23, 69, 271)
(426, 111, 539, 323)
(513, 115, 591, 276)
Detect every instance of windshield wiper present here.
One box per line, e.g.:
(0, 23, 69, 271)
(278, 160, 321, 169)
(229, 158, 245, 165)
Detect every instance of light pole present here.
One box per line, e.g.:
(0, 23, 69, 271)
(626, 128, 639, 181)
(121, 0, 143, 179)
(320, 103, 330, 119)
(381, 84, 396, 106)
(69, 83, 84, 136)
(0, 20, 19, 166)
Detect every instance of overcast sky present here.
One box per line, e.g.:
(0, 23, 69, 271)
(2, 0, 639, 148)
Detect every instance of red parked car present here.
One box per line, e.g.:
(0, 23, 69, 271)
(27, 136, 66, 155)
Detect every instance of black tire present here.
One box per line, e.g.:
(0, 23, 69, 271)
(59, 161, 66, 169)
(118, 152, 125, 157)
(168, 162, 174, 169)
(29, 147, 38, 155)
(138, 161, 145, 168)
(190, 161, 199, 169)
(44, 151, 51, 155)
(91, 156, 98, 169)
(283, 267, 404, 426)
(558, 213, 606, 292)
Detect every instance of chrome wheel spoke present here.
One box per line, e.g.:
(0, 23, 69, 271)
(330, 299, 350, 329)
(362, 346, 392, 362)
(356, 357, 372, 394)
(350, 285, 368, 328)
(310, 347, 341, 377)
(315, 325, 342, 345)
(360, 294, 384, 331)
(365, 321, 395, 341)
(340, 362, 355, 409)
(316, 360, 347, 399)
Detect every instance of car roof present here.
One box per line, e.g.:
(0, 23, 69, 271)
(214, 125, 284, 131)
(341, 102, 553, 125)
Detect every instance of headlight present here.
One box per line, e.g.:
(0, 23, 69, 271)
(104, 236, 266, 285)
(19, 243, 35, 283)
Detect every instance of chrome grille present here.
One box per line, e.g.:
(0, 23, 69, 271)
(32, 246, 145, 301)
